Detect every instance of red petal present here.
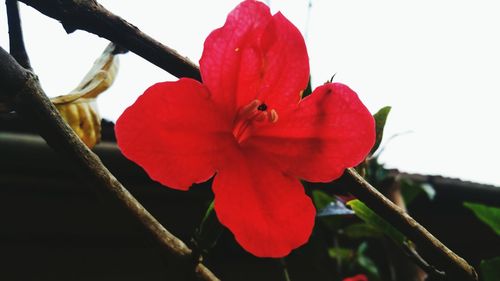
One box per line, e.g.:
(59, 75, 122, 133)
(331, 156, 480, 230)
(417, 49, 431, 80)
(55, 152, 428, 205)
(343, 274, 368, 281)
(200, 0, 309, 115)
(244, 83, 375, 182)
(115, 78, 233, 190)
(213, 146, 315, 257)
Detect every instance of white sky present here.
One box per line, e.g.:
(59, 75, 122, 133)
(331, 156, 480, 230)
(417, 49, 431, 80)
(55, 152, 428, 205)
(1, 1, 500, 186)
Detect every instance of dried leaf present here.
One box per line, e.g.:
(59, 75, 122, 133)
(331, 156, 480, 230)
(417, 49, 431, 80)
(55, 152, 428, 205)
(51, 43, 125, 148)
(55, 99, 101, 148)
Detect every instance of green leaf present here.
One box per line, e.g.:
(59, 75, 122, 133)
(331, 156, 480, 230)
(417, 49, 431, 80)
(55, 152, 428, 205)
(370, 106, 391, 155)
(464, 202, 500, 235)
(312, 190, 333, 210)
(401, 179, 436, 205)
(347, 199, 406, 244)
(195, 201, 223, 251)
(302, 76, 313, 98)
(312, 190, 344, 230)
(356, 242, 380, 278)
(201, 201, 215, 224)
(401, 179, 421, 204)
(420, 183, 436, 200)
(365, 158, 389, 184)
(328, 247, 355, 260)
(343, 223, 383, 239)
(480, 257, 500, 281)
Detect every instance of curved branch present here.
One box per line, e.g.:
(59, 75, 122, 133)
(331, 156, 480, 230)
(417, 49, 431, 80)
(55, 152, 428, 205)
(0, 47, 218, 281)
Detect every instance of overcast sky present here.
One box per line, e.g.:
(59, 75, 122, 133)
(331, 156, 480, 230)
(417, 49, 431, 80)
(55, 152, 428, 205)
(1, 1, 500, 186)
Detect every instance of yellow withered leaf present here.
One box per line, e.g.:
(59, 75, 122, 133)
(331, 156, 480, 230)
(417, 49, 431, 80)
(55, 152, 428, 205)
(51, 43, 126, 148)
(56, 99, 100, 148)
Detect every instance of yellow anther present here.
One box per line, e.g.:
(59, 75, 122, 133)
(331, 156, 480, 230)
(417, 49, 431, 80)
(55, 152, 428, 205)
(269, 109, 279, 123)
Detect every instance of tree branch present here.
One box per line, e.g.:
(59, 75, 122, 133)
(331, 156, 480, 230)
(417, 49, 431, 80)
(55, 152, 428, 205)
(18, 0, 200, 81)
(0, 47, 219, 281)
(6, 0, 32, 70)
(11, 1, 478, 280)
(402, 241, 445, 279)
(345, 168, 477, 281)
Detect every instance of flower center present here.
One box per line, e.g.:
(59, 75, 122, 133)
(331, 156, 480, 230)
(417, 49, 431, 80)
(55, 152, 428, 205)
(232, 99, 278, 143)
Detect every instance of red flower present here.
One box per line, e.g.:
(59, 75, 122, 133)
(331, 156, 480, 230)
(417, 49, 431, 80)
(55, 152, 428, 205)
(116, 0, 374, 257)
(343, 274, 368, 281)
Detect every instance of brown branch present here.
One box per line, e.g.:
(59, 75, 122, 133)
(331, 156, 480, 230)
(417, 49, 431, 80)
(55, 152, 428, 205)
(377, 179, 428, 281)
(402, 241, 445, 279)
(18, 0, 200, 81)
(0, 47, 219, 281)
(2, 0, 30, 111)
(6, 0, 32, 70)
(11, 1, 477, 280)
(346, 168, 477, 281)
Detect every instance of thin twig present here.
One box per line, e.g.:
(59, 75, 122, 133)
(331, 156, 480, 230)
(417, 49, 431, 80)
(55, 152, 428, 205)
(6, 0, 32, 70)
(402, 241, 445, 279)
(280, 258, 292, 281)
(12, 1, 477, 280)
(0, 47, 219, 281)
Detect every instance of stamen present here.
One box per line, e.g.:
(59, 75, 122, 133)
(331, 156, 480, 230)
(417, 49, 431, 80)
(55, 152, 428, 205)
(269, 109, 279, 123)
(254, 111, 268, 122)
(232, 100, 279, 143)
(238, 99, 260, 119)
